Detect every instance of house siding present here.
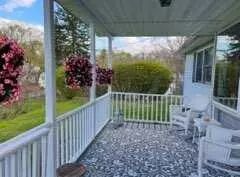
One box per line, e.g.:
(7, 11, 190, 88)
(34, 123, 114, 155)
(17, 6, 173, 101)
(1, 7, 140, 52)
(183, 53, 212, 105)
(215, 108, 240, 130)
(183, 50, 240, 130)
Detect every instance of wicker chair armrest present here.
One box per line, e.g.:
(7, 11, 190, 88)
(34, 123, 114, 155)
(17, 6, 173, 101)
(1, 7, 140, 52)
(203, 137, 240, 150)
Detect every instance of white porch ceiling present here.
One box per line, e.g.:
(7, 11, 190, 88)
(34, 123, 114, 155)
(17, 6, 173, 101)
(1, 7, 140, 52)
(56, 0, 240, 37)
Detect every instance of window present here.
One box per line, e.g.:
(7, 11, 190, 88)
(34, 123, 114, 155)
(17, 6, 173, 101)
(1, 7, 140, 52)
(192, 47, 213, 83)
(214, 23, 240, 110)
(203, 47, 213, 83)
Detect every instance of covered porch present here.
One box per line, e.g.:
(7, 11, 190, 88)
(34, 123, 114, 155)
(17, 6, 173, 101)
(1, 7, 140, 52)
(0, 0, 240, 177)
(78, 122, 226, 177)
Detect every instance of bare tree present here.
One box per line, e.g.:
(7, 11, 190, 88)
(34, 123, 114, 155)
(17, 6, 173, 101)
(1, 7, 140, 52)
(149, 37, 188, 94)
(0, 24, 44, 68)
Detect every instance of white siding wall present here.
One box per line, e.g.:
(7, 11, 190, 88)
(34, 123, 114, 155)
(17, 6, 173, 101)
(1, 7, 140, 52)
(183, 53, 212, 104)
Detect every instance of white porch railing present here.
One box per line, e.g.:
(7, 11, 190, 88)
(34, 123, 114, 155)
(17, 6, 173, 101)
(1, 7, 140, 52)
(214, 97, 238, 110)
(0, 93, 111, 177)
(0, 124, 50, 177)
(0, 92, 183, 177)
(111, 92, 183, 124)
(56, 93, 110, 167)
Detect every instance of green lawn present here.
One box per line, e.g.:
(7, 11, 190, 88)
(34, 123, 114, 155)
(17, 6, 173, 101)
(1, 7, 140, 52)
(0, 95, 182, 143)
(0, 98, 87, 142)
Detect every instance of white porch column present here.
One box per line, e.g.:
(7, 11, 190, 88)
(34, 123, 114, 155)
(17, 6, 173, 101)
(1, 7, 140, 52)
(237, 78, 240, 113)
(90, 23, 96, 102)
(210, 34, 218, 118)
(108, 36, 113, 92)
(44, 0, 57, 176)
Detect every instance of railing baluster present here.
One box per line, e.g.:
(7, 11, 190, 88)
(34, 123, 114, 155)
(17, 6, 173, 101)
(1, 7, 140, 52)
(84, 109, 87, 148)
(60, 121, 64, 165)
(32, 141, 38, 177)
(151, 95, 154, 122)
(16, 150, 21, 176)
(73, 114, 76, 158)
(142, 95, 145, 121)
(160, 96, 163, 122)
(41, 135, 47, 177)
(70, 115, 73, 160)
(56, 122, 60, 167)
(4, 157, 10, 177)
(128, 94, 131, 120)
(27, 144, 32, 177)
(65, 119, 69, 162)
(120, 93, 123, 112)
(147, 96, 149, 121)
(137, 95, 140, 121)
(156, 96, 159, 122)
(115, 93, 118, 114)
(22, 146, 27, 177)
(0, 160, 3, 177)
(165, 95, 168, 122)
(124, 93, 127, 120)
(133, 94, 136, 120)
(10, 153, 16, 177)
(80, 110, 83, 154)
(77, 112, 80, 154)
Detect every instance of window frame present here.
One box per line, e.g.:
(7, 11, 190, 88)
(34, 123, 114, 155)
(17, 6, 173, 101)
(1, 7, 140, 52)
(192, 44, 214, 84)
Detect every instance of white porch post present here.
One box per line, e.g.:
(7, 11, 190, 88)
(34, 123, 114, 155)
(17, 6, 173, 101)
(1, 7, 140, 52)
(237, 78, 240, 113)
(44, 0, 57, 176)
(210, 33, 218, 118)
(90, 23, 96, 102)
(108, 36, 113, 92)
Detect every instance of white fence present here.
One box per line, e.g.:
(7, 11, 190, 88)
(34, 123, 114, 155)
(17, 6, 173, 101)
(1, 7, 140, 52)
(56, 93, 110, 167)
(0, 93, 110, 177)
(0, 92, 183, 177)
(214, 97, 239, 110)
(111, 92, 183, 123)
(0, 124, 50, 177)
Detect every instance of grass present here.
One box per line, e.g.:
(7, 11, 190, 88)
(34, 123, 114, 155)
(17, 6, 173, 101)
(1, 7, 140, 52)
(0, 97, 88, 143)
(0, 95, 182, 143)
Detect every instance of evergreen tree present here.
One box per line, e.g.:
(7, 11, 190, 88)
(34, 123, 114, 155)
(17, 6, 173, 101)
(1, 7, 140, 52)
(226, 35, 240, 61)
(54, 4, 90, 64)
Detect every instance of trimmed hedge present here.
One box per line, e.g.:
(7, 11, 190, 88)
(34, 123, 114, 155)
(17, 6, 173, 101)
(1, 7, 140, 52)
(112, 61, 172, 94)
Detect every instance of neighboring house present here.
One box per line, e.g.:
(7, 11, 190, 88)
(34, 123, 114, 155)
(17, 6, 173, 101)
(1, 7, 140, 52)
(182, 24, 240, 129)
(38, 72, 45, 88)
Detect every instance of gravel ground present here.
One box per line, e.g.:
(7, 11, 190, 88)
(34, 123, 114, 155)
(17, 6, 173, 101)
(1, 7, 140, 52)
(78, 122, 234, 177)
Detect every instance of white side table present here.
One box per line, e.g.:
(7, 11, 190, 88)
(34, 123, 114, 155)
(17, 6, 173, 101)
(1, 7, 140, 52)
(192, 118, 221, 143)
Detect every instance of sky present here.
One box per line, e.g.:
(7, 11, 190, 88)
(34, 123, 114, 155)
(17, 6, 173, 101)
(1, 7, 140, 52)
(0, 0, 168, 54)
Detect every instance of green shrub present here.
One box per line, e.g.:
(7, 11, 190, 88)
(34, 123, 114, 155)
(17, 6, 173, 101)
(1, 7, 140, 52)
(56, 67, 85, 99)
(96, 85, 108, 97)
(112, 61, 172, 94)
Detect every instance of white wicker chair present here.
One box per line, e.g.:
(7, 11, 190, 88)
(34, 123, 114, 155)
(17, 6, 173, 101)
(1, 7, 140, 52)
(170, 105, 192, 134)
(198, 125, 240, 177)
(170, 94, 210, 134)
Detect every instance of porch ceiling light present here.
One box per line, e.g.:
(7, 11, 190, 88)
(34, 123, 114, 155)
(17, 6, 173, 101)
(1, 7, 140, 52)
(159, 0, 172, 7)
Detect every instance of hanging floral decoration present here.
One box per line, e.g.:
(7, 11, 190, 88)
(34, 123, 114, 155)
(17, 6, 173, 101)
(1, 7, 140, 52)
(64, 55, 93, 89)
(96, 66, 113, 85)
(0, 36, 24, 105)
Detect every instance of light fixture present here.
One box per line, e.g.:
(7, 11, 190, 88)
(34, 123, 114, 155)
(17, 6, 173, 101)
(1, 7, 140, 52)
(159, 0, 172, 7)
